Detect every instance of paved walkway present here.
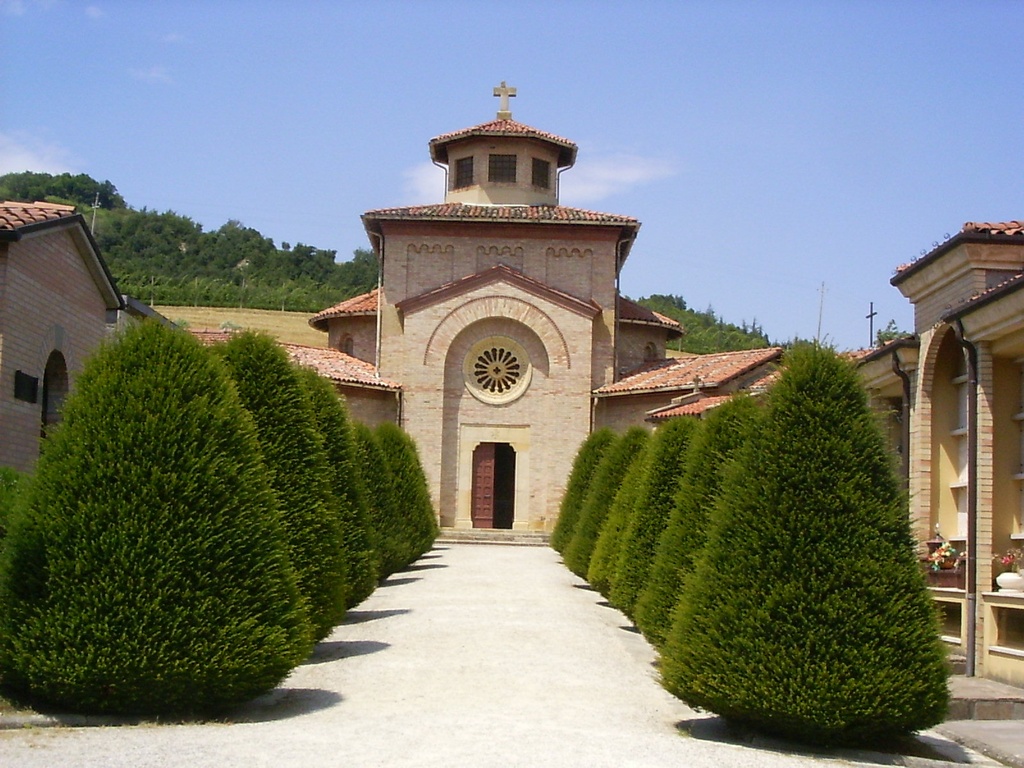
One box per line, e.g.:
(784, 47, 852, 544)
(0, 545, 1004, 767)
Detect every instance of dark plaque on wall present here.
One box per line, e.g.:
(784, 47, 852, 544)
(14, 370, 39, 403)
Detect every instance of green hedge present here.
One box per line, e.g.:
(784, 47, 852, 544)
(297, 367, 379, 608)
(351, 422, 405, 578)
(610, 417, 698, 618)
(563, 427, 650, 579)
(375, 422, 439, 568)
(634, 396, 760, 648)
(551, 429, 616, 555)
(586, 436, 651, 599)
(218, 332, 348, 641)
(0, 322, 311, 715)
(0, 467, 27, 545)
(661, 345, 948, 745)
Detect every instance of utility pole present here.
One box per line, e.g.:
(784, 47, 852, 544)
(90, 192, 99, 234)
(816, 282, 826, 342)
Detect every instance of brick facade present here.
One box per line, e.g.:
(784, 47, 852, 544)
(0, 208, 121, 473)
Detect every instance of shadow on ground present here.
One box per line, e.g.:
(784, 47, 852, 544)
(342, 608, 410, 625)
(229, 688, 342, 723)
(304, 640, 390, 665)
(378, 576, 419, 588)
(401, 562, 447, 572)
(676, 716, 976, 765)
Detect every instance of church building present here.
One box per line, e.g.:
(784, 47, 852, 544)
(311, 85, 778, 532)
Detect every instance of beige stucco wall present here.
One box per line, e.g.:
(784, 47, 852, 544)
(0, 229, 111, 473)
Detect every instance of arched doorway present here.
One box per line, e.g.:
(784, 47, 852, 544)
(41, 350, 68, 438)
(471, 442, 516, 529)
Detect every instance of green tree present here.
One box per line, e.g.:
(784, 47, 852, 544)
(563, 427, 650, 579)
(550, 429, 616, 555)
(296, 367, 379, 608)
(610, 417, 699, 618)
(0, 467, 28, 545)
(634, 396, 761, 648)
(661, 345, 948, 745)
(351, 422, 405, 578)
(375, 423, 439, 569)
(217, 332, 348, 640)
(586, 437, 652, 598)
(0, 322, 311, 715)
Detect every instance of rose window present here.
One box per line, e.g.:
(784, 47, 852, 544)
(464, 337, 532, 405)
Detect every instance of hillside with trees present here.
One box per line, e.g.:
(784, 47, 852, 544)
(2, 172, 774, 350)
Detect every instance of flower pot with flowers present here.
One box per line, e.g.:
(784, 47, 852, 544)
(925, 540, 965, 589)
(993, 547, 1024, 592)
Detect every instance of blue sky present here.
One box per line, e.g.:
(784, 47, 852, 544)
(3, 1, 1022, 351)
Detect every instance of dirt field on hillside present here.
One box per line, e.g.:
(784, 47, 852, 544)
(156, 306, 327, 347)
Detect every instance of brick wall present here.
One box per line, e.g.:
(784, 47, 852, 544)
(0, 228, 111, 472)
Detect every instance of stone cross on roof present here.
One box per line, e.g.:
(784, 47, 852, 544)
(493, 81, 516, 120)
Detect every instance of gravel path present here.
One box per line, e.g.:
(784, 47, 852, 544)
(0, 544, 989, 767)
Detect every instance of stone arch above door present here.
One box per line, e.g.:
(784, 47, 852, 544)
(424, 295, 571, 369)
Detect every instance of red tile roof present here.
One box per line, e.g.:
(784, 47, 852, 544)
(0, 201, 77, 232)
(362, 202, 638, 227)
(190, 328, 398, 391)
(282, 343, 399, 391)
(595, 347, 783, 397)
(309, 288, 378, 331)
(893, 220, 1024, 279)
(429, 119, 577, 167)
(618, 296, 682, 335)
(648, 394, 734, 421)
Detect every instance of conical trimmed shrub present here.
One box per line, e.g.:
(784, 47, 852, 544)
(586, 436, 651, 598)
(661, 345, 948, 746)
(218, 332, 348, 640)
(351, 422, 404, 578)
(296, 367, 379, 608)
(563, 427, 650, 579)
(0, 467, 27, 544)
(634, 396, 761, 648)
(0, 322, 311, 715)
(551, 429, 616, 554)
(375, 422, 438, 568)
(611, 417, 698, 618)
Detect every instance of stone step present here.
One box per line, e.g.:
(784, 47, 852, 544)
(435, 528, 550, 547)
(948, 675, 1024, 720)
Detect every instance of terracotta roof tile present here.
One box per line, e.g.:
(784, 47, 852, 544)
(962, 220, 1024, 236)
(429, 119, 577, 166)
(363, 202, 638, 227)
(648, 394, 734, 421)
(618, 296, 682, 333)
(894, 219, 1024, 278)
(0, 201, 77, 232)
(595, 347, 783, 396)
(309, 288, 378, 331)
(282, 343, 400, 391)
(190, 328, 399, 391)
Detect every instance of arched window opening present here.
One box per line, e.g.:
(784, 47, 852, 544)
(41, 350, 69, 438)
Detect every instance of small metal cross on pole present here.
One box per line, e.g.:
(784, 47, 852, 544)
(494, 81, 516, 120)
(866, 301, 878, 347)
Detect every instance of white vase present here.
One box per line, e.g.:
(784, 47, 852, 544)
(996, 571, 1024, 592)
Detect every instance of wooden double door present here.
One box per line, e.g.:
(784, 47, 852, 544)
(471, 442, 516, 529)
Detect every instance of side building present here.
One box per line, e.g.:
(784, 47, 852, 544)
(0, 202, 122, 473)
(859, 220, 1024, 687)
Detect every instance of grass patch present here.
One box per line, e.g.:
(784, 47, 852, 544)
(156, 306, 328, 347)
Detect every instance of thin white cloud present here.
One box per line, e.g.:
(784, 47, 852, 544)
(401, 162, 445, 205)
(129, 66, 173, 85)
(560, 153, 678, 204)
(0, 132, 76, 175)
(163, 32, 184, 44)
(85, 5, 102, 19)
